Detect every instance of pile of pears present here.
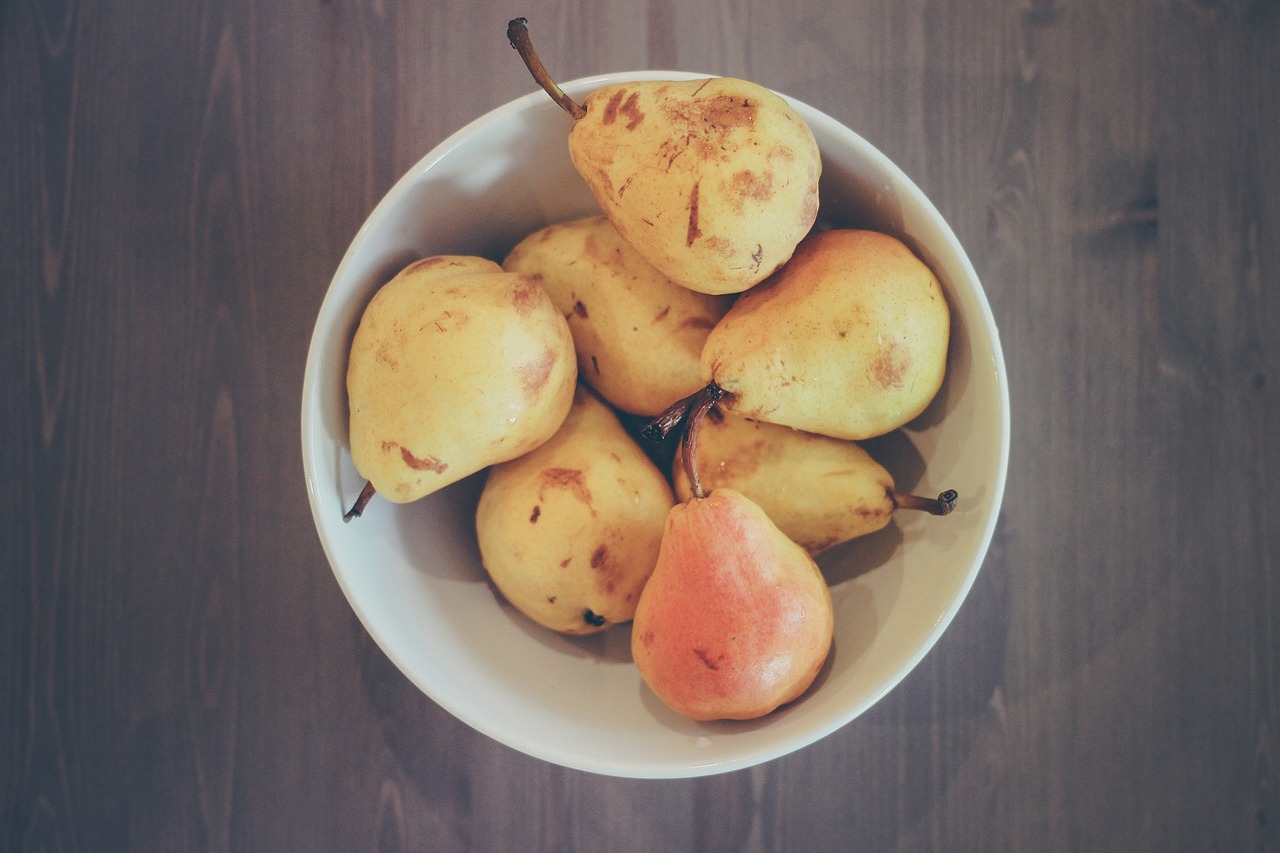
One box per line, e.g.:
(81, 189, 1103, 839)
(341, 19, 956, 723)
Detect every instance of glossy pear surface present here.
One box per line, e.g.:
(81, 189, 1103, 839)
(476, 386, 675, 634)
(702, 229, 950, 440)
(569, 77, 821, 296)
(503, 215, 733, 416)
(346, 256, 576, 503)
(673, 412, 896, 553)
(631, 489, 834, 721)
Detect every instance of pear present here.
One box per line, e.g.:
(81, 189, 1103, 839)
(631, 488, 834, 721)
(672, 410, 956, 554)
(630, 386, 833, 721)
(475, 385, 674, 634)
(508, 18, 820, 296)
(503, 215, 733, 416)
(699, 229, 951, 441)
(344, 256, 576, 518)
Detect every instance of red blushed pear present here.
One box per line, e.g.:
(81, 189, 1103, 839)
(630, 386, 834, 721)
(631, 489, 835, 721)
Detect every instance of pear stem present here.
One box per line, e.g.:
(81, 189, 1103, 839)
(679, 383, 725, 500)
(507, 18, 587, 120)
(641, 386, 705, 442)
(893, 489, 958, 516)
(343, 480, 377, 522)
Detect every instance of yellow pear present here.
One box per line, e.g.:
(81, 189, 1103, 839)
(672, 411, 955, 554)
(502, 215, 733, 416)
(701, 229, 950, 440)
(344, 256, 576, 516)
(475, 386, 675, 635)
(508, 19, 820, 295)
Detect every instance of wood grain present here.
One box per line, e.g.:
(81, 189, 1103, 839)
(3, 0, 1278, 850)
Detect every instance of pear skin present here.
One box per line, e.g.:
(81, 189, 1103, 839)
(672, 411, 897, 554)
(568, 77, 821, 296)
(346, 256, 576, 505)
(503, 215, 734, 416)
(631, 488, 834, 721)
(476, 386, 675, 634)
(702, 229, 950, 440)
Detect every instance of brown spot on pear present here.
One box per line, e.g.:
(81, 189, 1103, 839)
(538, 466, 593, 509)
(730, 170, 775, 208)
(870, 341, 911, 389)
(511, 277, 544, 316)
(518, 347, 559, 400)
(400, 446, 448, 474)
(590, 544, 609, 568)
(686, 180, 702, 247)
(601, 89, 645, 130)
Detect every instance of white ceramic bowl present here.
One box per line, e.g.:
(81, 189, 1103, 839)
(301, 72, 1009, 778)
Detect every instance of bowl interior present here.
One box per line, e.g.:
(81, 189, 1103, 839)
(301, 72, 1009, 778)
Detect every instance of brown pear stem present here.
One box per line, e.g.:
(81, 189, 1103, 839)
(678, 383, 725, 500)
(507, 18, 587, 120)
(893, 489, 958, 516)
(343, 480, 377, 522)
(641, 386, 706, 442)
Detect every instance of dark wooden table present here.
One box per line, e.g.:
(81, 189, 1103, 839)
(5, 0, 1278, 850)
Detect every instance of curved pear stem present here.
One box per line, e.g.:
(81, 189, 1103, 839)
(893, 488, 958, 516)
(641, 386, 705, 442)
(343, 480, 377, 522)
(678, 383, 725, 500)
(507, 18, 587, 120)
